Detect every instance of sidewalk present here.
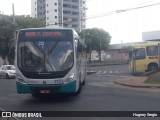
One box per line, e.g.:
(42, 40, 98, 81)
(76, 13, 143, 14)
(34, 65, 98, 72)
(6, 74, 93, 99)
(114, 76, 160, 88)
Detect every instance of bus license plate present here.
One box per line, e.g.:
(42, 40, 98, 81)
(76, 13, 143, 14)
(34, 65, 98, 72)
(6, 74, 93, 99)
(40, 90, 50, 94)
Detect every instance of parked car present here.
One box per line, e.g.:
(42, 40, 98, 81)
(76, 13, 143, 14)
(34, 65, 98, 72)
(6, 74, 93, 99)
(91, 57, 99, 61)
(0, 65, 16, 78)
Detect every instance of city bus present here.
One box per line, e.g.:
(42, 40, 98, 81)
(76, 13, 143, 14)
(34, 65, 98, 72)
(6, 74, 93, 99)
(15, 28, 87, 97)
(129, 42, 160, 75)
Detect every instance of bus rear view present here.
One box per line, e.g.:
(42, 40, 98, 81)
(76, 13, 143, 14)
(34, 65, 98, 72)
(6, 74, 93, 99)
(15, 28, 86, 97)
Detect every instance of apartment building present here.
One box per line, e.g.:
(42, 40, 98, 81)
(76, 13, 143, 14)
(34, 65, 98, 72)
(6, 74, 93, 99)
(31, 0, 86, 32)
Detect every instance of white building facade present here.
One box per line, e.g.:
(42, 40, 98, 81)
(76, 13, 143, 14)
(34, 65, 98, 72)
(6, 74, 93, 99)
(31, 0, 86, 32)
(142, 30, 160, 41)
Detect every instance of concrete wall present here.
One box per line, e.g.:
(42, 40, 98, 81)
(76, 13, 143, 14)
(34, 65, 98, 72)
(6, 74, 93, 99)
(90, 50, 129, 62)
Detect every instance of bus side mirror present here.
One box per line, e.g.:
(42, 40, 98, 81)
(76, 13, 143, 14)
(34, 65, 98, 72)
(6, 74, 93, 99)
(78, 43, 82, 52)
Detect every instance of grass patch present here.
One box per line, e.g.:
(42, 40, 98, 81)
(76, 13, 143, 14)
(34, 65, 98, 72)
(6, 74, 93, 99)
(145, 72, 160, 84)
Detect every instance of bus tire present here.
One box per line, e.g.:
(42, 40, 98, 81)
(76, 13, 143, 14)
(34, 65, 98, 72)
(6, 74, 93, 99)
(82, 71, 86, 85)
(82, 79, 85, 85)
(148, 63, 158, 71)
(73, 79, 82, 96)
(82, 68, 87, 85)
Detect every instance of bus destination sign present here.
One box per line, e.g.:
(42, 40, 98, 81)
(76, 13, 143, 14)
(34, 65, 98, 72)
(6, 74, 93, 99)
(25, 31, 62, 37)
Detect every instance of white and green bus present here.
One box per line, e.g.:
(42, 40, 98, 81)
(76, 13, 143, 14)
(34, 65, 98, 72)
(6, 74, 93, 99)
(15, 28, 87, 97)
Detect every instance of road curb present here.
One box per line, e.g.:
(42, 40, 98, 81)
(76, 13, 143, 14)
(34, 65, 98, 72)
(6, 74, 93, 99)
(114, 81, 160, 88)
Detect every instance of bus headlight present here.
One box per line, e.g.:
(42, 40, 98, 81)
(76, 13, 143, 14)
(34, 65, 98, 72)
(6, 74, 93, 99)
(65, 73, 75, 83)
(16, 75, 26, 84)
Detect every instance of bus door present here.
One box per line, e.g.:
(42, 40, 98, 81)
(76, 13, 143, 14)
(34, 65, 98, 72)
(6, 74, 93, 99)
(132, 48, 146, 74)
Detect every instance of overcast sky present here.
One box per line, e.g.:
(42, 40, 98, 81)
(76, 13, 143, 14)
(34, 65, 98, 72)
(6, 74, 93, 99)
(0, 0, 160, 44)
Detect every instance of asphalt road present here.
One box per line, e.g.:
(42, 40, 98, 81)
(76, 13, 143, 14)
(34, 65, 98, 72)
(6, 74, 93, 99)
(1, 64, 160, 120)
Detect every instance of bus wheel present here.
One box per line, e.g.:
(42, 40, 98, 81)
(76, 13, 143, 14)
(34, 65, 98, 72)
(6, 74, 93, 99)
(148, 63, 158, 71)
(82, 79, 85, 85)
(82, 68, 87, 85)
(74, 80, 82, 96)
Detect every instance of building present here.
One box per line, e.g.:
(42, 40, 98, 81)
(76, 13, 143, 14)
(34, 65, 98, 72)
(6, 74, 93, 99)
(31, 0, 86, 32)
(90, 43, 131, 62)
(142, 30, 160, 41)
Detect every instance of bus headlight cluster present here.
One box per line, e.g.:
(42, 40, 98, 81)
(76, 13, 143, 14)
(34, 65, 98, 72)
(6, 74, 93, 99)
(65, 73, 75, 83)
(16, 75, 26, 84)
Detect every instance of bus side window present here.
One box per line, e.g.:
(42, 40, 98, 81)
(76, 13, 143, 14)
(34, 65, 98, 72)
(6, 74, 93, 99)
(146, 46, 158, 56)
(135, 48, 146, 60)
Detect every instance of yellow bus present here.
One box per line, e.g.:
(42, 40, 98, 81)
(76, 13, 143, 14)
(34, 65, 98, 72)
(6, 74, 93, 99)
(129, 42, 160, 74)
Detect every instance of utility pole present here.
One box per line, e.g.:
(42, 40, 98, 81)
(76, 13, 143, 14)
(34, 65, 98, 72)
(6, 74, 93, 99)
(12, 3, 16, 47)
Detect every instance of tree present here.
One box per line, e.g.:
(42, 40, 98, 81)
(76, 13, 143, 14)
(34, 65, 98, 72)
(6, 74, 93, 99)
(79, 28, 111, 61)
(0, 14, 44, 65)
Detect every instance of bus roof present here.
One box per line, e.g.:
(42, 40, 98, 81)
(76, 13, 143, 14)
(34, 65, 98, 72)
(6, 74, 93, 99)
(19, 27, 76, 31)
(132, 41, 160, 48)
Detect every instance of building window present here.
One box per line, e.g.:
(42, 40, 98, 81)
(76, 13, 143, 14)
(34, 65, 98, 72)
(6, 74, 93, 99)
(55, 16, 57, 19)
(35, 8, 36, 11)
(47, 10, 49, 13)
(64, 10, 71, 14)
(47, 17, 49, 20)
(63, 24, 68, 27)
(64, 17, 68, 20)
(35, 2, 36, 5)
(55, 22, 57, 25)
(47, 4, 48, 7)
(54, 3, 57, 6)
(72, 0, 78, 3)
(72, 18, 77, 21)
(72, 24, 78, 27)
(72, 12, 79, 15)
(72, 5, 78, 9)
(55, 9, 57, 12)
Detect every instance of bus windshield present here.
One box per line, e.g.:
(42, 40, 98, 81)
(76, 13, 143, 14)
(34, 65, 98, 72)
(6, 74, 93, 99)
(18, 40, 74, 73)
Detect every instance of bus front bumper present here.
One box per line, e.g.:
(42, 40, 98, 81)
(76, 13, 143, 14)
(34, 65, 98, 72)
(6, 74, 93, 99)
(16, 80, 77, 94)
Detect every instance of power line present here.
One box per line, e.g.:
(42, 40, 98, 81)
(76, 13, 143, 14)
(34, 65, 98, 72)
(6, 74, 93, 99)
(117, 2, 160, 12)
(86, 2, 160, 19)
(48, 2, 160, 26)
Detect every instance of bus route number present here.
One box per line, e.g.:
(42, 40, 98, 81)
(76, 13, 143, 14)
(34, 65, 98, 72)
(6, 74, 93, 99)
(54, 79, 64, 84)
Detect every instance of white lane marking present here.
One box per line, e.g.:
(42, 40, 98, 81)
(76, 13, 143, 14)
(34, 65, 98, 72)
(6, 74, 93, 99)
(0, 107, 5, 111)
(96, 71, 101, 74)
(103, 71, 106, 74)
(97, 74, 130, 77)
(115, 71, 118, 73)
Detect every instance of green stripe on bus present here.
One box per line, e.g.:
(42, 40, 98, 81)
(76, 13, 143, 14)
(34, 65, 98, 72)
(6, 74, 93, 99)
(16, 80, 76, 94)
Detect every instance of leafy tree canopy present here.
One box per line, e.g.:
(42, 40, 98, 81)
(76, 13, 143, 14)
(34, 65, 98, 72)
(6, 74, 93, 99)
(79, 28, 111, 53)
(0, 14, 44, 64)
(79, 28, 111, 61)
